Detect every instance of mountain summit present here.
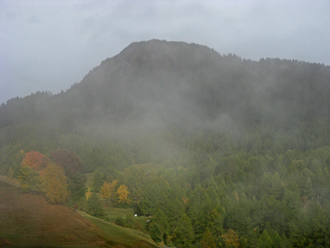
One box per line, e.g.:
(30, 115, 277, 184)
(1, 40, 329, 133)
(64, 40, 330, 129)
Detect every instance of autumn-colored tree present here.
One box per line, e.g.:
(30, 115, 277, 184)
(116, 184, 130, 204)
(41, 163, 69, 204)
(221, 229, 240, 248)
(100, 180, 117, 201)
(22, 151, 49, 171)
(17, 165, 40, 192)
(86, 187, 92, 200)
(50, 149, 83, 177)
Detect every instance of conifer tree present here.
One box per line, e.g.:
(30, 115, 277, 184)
(173, 213, 194, 248)
(149, 209, 170, 244)
(87, 193, 105, 218)
(200, 228, 216, 248)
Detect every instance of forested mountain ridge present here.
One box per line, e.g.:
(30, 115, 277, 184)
(1, 40, 330, 247)
(1, 39, 329, 132)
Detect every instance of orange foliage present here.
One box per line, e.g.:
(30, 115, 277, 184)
(22, 151, 49, 171)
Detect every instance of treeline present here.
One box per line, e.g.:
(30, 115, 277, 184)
(3, 125, 329, 247)
(14, 149, 85, 204)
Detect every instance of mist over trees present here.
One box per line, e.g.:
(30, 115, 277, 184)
(0, 40, 330, 247)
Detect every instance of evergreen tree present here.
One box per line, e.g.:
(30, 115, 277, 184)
(87, 193, 105, 218)
(187, 185, 214, 240)
(173, 213, 194, 248)
(149, 209, 170, 244)
(208, 208, 224, 243)
(200, 228, 216, 248)
(92, 171, 103, 192)
(125, 212, 134, 228)
(149, 222, 163, 244)
(68, 173, 87, 201)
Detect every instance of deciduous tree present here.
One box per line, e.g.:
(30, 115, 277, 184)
(221, 229, 240, 248)
(41, 163, 69, 204)
(50, 149, 83, 177)
(116, 184, 130, 204)
(86, 187, 92, 200)
(22, 151, 49, 171)
(100, 180, 117, 201)
(17, 165, 40, 192)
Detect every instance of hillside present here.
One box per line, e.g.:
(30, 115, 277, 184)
(0, 180, 105, 247)
(0, 180, 157, 248)
(0, 40, 330, 247)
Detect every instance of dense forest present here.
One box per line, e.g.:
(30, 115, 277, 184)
(1, 40, 330, 247)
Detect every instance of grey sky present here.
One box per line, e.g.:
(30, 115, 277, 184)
(1, 0, 329, 104)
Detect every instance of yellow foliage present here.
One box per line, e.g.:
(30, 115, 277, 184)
(100, 180, 117, 200)
(86, 187, 92, 200)
(183, 197, 189, 205)
(116, 184, 130, 204)
(221, 229, 240, 248)
(41, 163, 69, 204)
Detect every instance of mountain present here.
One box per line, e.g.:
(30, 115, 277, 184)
(1, 40, 329, 133)
(1, 40, 330, 247)
(0, 39, 329, 168)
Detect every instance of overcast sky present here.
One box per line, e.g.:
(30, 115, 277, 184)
(1, 0, 329, 104)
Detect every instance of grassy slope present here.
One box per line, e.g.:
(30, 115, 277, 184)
(0, 179, 158, 248)
(103, 205, 133, 222)
(80, 212, 158, 248)
(102, 204, 149, 233)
